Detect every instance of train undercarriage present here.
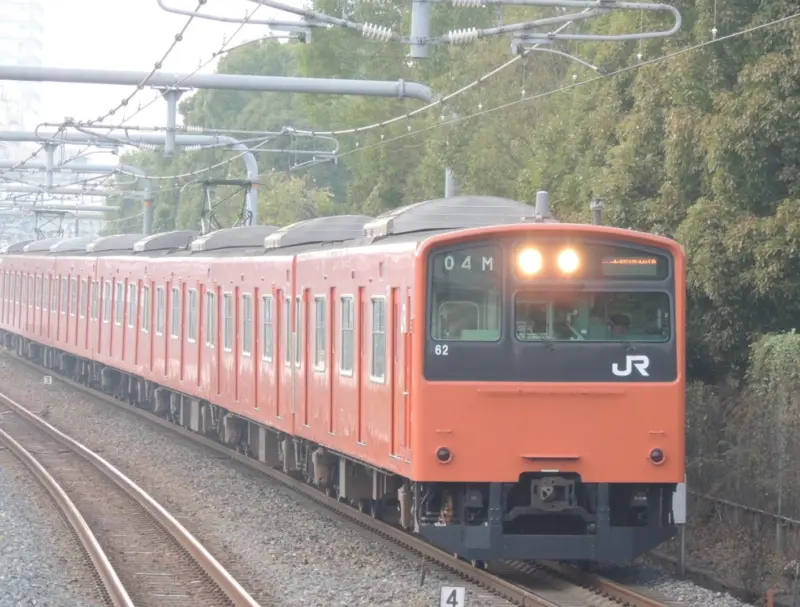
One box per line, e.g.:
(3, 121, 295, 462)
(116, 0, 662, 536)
(2, 330, 679, 565)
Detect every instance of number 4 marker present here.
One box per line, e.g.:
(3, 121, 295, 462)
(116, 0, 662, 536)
(440, 586, 466, 607)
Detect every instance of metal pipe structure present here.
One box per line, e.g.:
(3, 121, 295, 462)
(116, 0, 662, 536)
(0, 203, 119, 212)
(0, 159, 154, 234)
(0, 66, 433, 100)
(0, 131, 253, 229)
(0, 185, 134, 197)
(444, 168, 457, 198)
(0, 65, 434, 152)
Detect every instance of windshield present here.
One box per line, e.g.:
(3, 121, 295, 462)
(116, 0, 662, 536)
(514, 291, 670, 342)
(429, 244, 502, 342)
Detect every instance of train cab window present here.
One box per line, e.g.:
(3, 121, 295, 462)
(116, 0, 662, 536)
(128, 284, 138, 328)
(223, 292, 233, 351)
(340, 296, 354, 375)
(370, 298, 386, 382)
(205, 291, 216, 347)
(313, 296, 326, 372)
(80, 280, 87, 318)
(513, 291, 671, 342)
(142, 285, 151, 333)
(156, 287, 165, 336)
(103, 281, 112, 323)
(90, 281, 99, 320)
(187, 289, 198, 342)
(170, 287, 180, 338)
(241, 293, 252, 356)
(261, 295, 274, 362)
(115, 282, 124, 325)
(429, 244, 502, 342)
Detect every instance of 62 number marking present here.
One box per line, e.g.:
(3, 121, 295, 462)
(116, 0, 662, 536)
(434, 344, 449, 356)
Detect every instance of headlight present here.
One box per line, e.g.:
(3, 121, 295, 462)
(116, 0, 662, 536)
(557, 248, 580, 274)
(518, 248, 543, 275)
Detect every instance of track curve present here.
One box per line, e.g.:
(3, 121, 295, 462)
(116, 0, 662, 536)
(0, 392, 266, 607)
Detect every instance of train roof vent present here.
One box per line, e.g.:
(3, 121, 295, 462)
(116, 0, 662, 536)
(191, 225, 281, 252)
(22, 238, 62, 253)
(6, 240, 34, 253)
(264, 215, 374, 250)
(133, 230, 199, 253)
(48, 235, 97, 253)
(362, 195, 537, 238)
(86, 233, 143, 253)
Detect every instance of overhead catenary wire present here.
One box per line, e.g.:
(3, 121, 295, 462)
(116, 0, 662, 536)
(292, 10, 800, 166)
(30, 8, 798, 216)
(0, 1, 209, 182)
(135, 8, 800, 196)
(52, 2, 269, 184)
(1, 1, 268, 218)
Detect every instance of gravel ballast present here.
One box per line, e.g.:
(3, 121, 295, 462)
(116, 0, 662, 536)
(0, 448, 105, 607)
(0, 353, 753, 607)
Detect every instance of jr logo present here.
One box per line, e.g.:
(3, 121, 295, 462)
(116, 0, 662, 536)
(612, 354, 651, 377)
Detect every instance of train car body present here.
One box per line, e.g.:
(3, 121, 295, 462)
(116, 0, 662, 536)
(0, 194, 686, 565)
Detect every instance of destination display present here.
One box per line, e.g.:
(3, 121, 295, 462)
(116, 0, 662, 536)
(601, 256, 660, 277)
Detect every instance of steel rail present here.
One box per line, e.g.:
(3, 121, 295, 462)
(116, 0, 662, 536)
(0, 426, 134, 607)
(0, 391, 260, 607)
(540, 561, 672, 606)
(3, 349, 671, 607)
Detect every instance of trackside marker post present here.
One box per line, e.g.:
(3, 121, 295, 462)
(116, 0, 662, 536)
(43, 376, 52, 385)
(440, 586, 466, 606)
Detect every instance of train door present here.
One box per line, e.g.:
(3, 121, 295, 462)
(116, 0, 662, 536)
(402, 289, 412, 458)
(390, 287, 400, 457)
(301, 289, 309, 427)
(328, 286, 335, 435)
(357, 286, 366, 444)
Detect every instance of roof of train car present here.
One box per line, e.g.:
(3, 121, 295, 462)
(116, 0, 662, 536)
(0, 195, 544, 260)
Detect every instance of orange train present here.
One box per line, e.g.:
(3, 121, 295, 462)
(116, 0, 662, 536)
(0, 194, 686, 565)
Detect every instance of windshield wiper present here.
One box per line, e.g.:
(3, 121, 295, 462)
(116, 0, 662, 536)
(533, 333, 556, 351)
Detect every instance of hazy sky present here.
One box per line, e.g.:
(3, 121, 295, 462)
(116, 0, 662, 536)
(39, 0, 300, 132)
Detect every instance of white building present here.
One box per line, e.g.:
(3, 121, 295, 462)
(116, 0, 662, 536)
(0, 0, 43, 162)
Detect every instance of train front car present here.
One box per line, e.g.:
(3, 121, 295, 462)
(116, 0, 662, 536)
(412, 215, 686, 565)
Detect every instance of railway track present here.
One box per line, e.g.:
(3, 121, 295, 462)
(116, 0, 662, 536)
(3, 352, 681, 607)
(0, 392, 269, 607)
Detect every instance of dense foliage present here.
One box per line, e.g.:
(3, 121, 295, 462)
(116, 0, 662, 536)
(109, 0, 799, 382)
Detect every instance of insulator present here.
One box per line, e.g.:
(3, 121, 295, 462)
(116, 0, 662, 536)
(187, 125, 203, 133)
(361, 23, 392, 41)
(447, 28, 479, 44)
(451, 0, 484, 6)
